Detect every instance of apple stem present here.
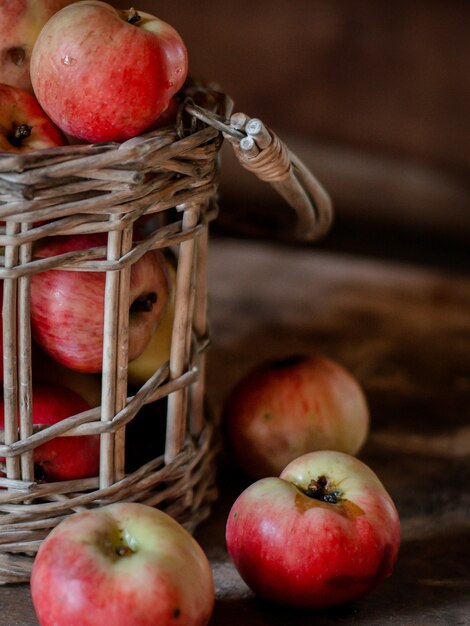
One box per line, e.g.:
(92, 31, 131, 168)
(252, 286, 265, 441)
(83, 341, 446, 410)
(9, 123, 32, 147)
(130, 292, 157, 313)
(127, 8, 142, 24)
(305, 475, 342, 504)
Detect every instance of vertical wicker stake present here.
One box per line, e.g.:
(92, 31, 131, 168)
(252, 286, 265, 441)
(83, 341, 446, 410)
(165, 203, 199, 463)
(190, 216, 209, 438)
(18, 225, 34, 483)
(99, 220, 122, 488)
(3, 221, 20, 481)
(114, 224, 133, 481)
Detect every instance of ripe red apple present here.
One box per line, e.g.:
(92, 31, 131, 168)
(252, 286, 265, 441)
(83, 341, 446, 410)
(0, 382, 98, 482)
(31, 502, 215, 626)
(224, 354, 370, 479)
(30, 234, 170, 373)
(30, 1, 188, 142)
(0, 0, 75, 92)
(226, 450, 400, 610)
(0, 83, 66, 152)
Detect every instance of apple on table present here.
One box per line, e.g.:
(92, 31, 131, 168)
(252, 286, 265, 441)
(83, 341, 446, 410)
(0, 83, 66, 153)
(0, 0, 75, 92)
(224, 354, 370, 479)
(30, 0, 188, 142)
(30, 233, 171, 373)
(226, 450, 401, 610)
(0, 382, 99, 482)
(30, 502, 215, 626)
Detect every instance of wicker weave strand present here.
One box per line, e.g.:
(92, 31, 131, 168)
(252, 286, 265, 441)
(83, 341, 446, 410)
(232, 128, 291, 182)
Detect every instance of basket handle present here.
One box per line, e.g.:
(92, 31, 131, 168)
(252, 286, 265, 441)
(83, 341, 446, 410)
(186, 104, 333, 242)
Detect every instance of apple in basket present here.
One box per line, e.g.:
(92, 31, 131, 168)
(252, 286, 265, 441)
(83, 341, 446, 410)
(31, 502, 215, 626)
(0, 382, 99, 482)
(0, 83, 66, 153)
(223, 354, 370, 479)
(226, 450, 401, 610)
(127, 259, 176, 387)
(0, 0, 75, 92)
(30, 234, 171, 373)
(30, 0, 188, 142)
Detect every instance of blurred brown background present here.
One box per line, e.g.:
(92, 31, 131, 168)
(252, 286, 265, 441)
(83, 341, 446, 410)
(118, 0, 469, 268)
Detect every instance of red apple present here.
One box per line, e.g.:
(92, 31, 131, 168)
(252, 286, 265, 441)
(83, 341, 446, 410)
(30, 234, 170, 373)
(0, 0, 75, 92)
(0, 382, 98, 482)
(31, 502, 215, 626)
(30, 1, 188, 142)
(0, 83, 66, 152)
(224, 354, 370, 479)
(226, 450, 400, 610)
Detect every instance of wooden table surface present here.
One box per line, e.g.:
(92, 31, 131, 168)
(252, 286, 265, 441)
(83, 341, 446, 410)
(2, 236, 469, 625)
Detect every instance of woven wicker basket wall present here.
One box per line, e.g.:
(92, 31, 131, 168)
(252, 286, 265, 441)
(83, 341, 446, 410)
(0, 82, 231, 584)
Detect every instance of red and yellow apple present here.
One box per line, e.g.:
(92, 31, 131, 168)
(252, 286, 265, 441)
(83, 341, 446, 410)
(30, 234, 171, 373)
(127, 260, 176, 387)
(30, 0, 188, 142)
(0, 382, 98, 482)
(226, 450, 400, 610)
(224, 354, 370, 479)
(0, 0, 75, 92)
(0, 82, 66, 152)
(31, 502, 215, 626)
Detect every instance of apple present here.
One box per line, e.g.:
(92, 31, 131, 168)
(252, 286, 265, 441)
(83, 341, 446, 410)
(0, 0, 75, 92)
(31, 502, 215, 626)
(30, 0, 188, 143)
(226, 450, 400, 610)
(0, 83, 66, 152)
(30, 234, 171, 373)
(223, 354, 370, 479)
(127, 260, 176, 387)
(0, 382, 99, 482)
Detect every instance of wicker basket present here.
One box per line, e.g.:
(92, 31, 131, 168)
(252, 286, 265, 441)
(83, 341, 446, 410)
(0, 81, 332, 584)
